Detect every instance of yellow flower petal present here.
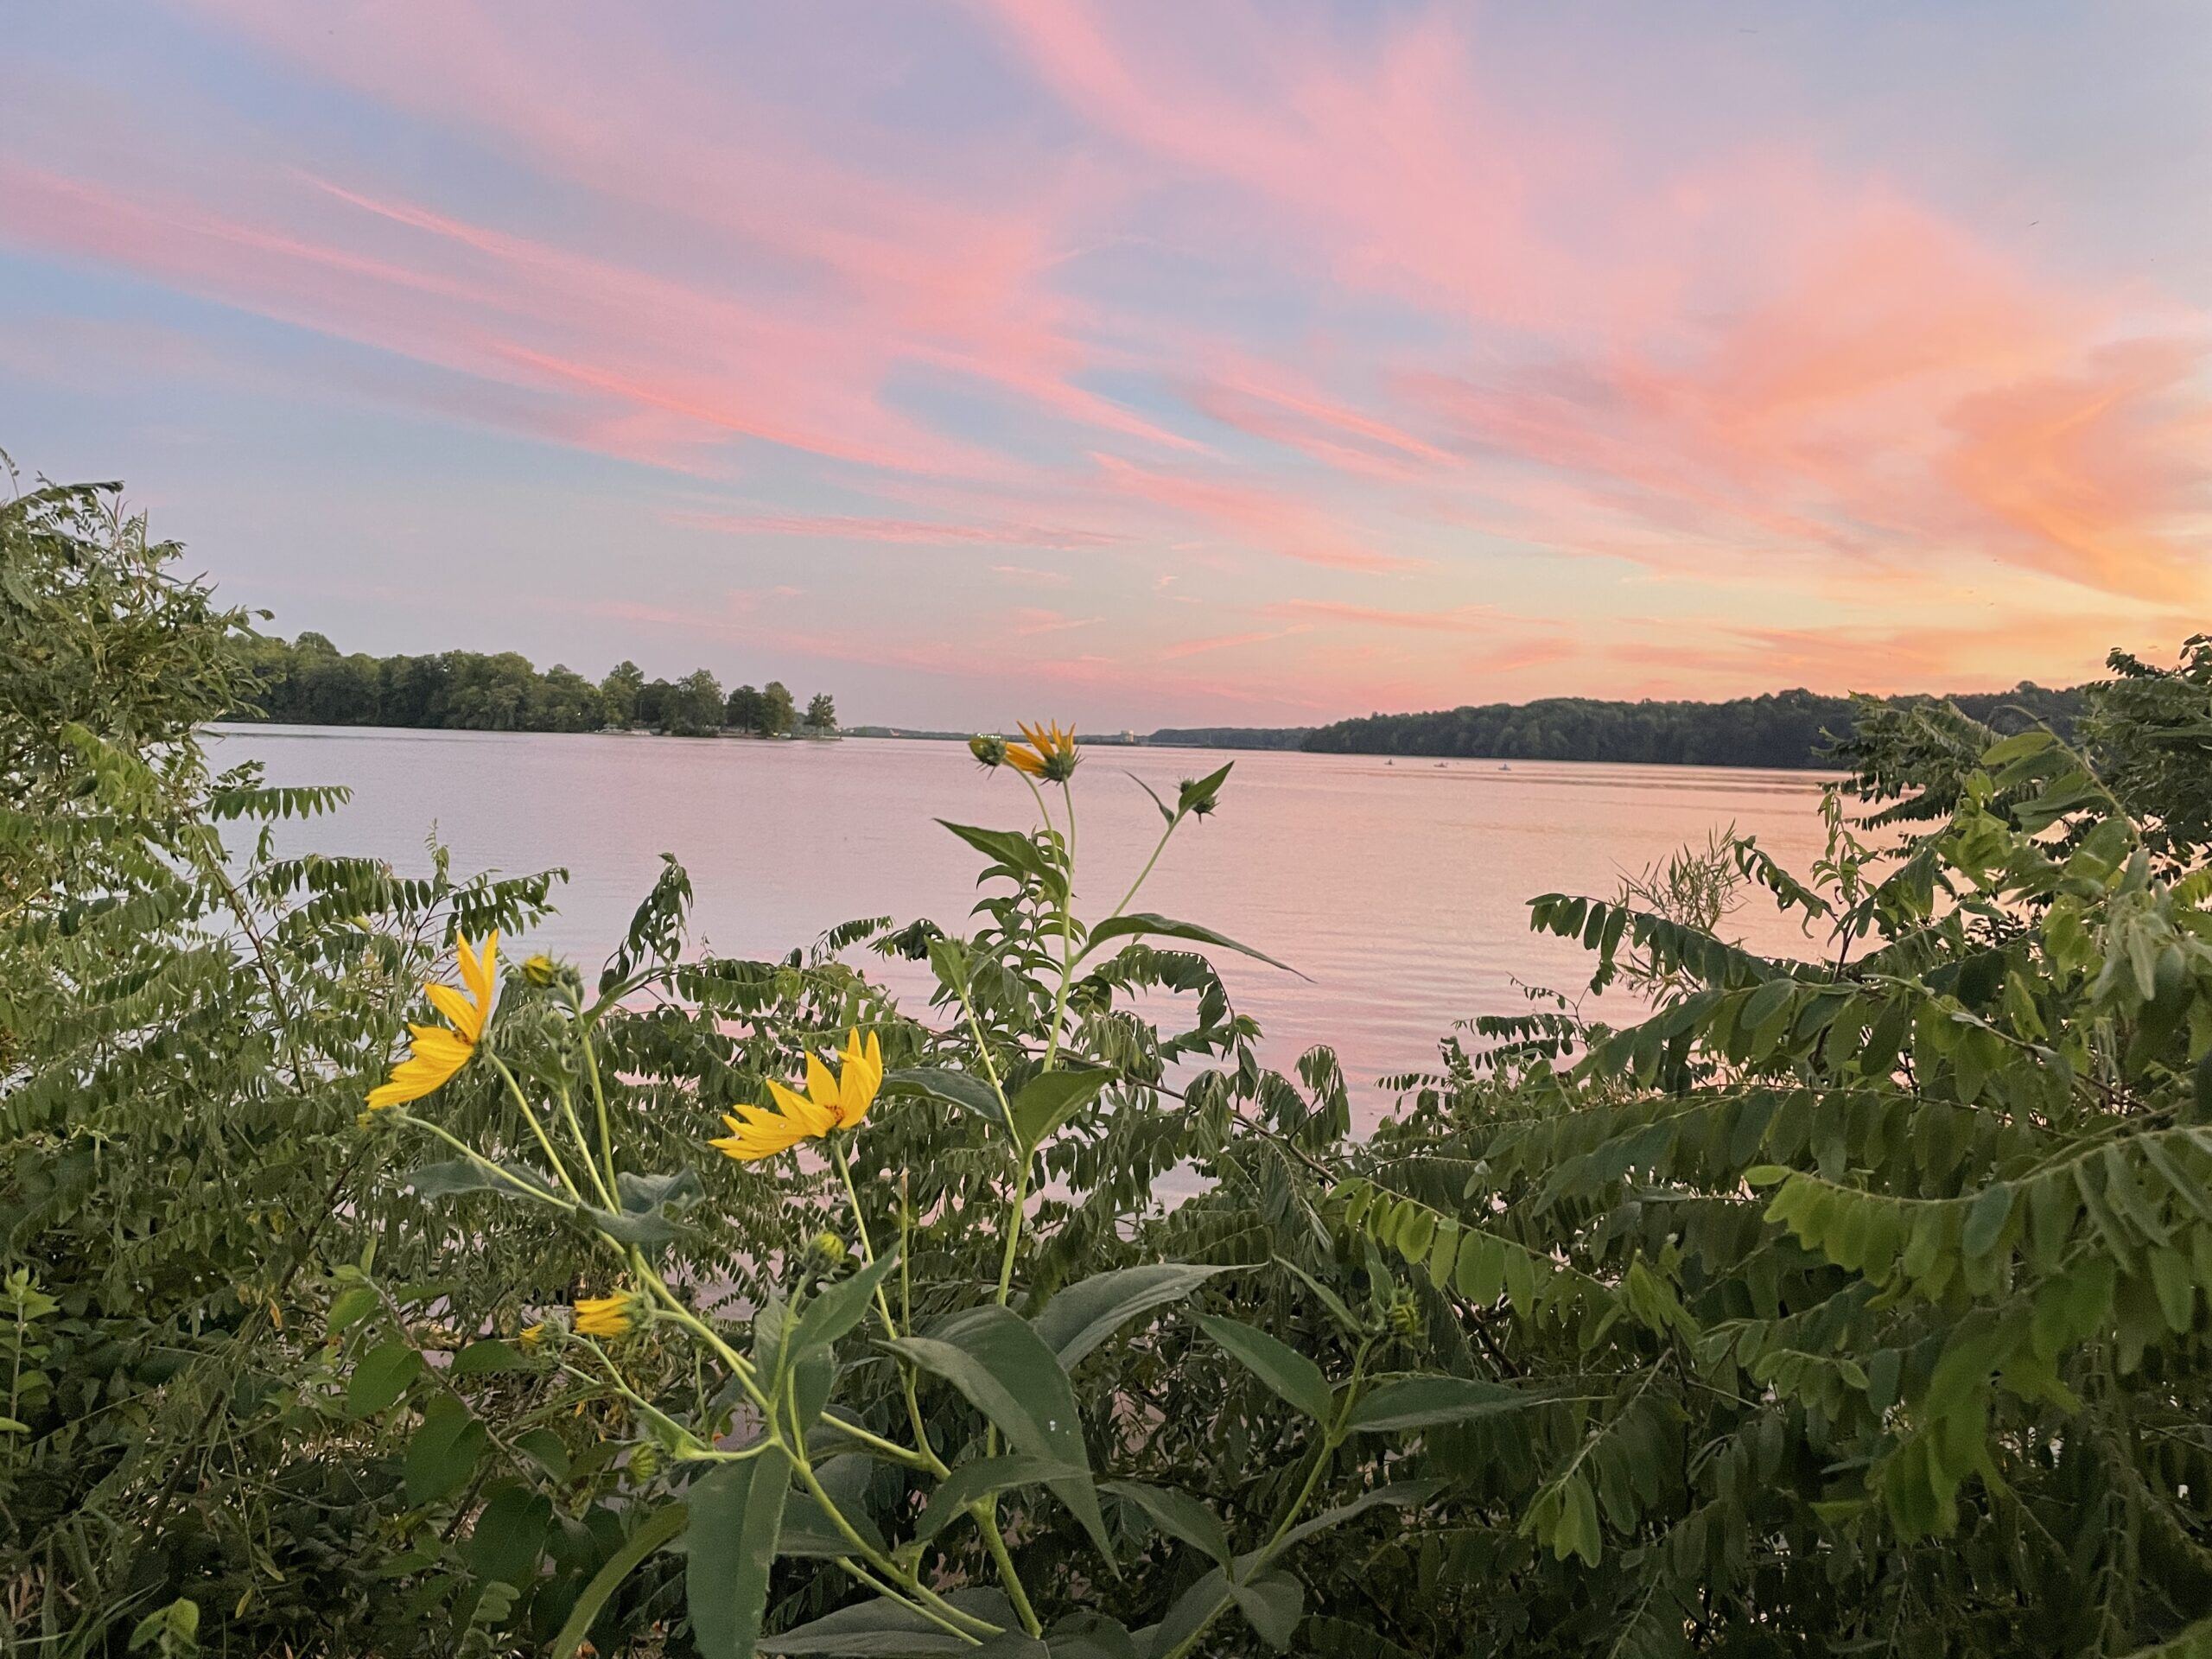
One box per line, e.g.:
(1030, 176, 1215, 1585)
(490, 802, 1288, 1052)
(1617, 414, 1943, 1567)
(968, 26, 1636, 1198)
(365, 1022, 474, 1108)
(574, 1294, 633, 1338)
(767, 1077, 839, 1137)
(804, 1052, 841, 1114)
(423, 982, 485, 1046)
(458, 932, 499, 1009)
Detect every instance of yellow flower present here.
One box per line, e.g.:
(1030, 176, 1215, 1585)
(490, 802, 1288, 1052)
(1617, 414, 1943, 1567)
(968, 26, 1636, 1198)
(366, 933, 499, 1109)
(1006, 720, 1079, 783)
(574, 1293, 637, 1339)
(710, 1029, 884, 1163)
(518, 1322, 546, 1351)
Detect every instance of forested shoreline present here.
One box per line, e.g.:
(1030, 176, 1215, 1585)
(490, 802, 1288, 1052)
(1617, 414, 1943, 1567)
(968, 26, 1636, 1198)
(235, 637, 2094, 773)
(236, 630, 837, 737)
(1300, 682, 2088, 766)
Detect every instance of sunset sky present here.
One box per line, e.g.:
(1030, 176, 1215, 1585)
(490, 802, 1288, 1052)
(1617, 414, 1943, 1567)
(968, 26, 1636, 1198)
(3, 2, 2208, 728)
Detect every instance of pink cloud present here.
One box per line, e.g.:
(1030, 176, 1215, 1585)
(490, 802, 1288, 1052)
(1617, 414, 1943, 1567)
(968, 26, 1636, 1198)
(1091, 454, 1420, 573)
(666, 509, 1121, 551)
(1262, 600, 1509, 634)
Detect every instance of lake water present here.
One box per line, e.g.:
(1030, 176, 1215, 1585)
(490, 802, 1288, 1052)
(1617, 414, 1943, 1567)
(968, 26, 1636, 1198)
(210, 726, 1839, 1118)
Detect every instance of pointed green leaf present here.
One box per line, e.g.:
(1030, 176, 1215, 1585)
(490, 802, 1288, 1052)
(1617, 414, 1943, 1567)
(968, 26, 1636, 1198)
(1010, 1064, 1114, 1152)
(791, 1253, 901, 1359)
(1346, 1376, 1529, 1433)
(1030, 1264, 1234, 1368)
(1077, 913, 1305, 978)
(1195, 1313, 1332, 1422)
(1101, 1479, 1231, 1565)
(880, 1067, 1007, 1128)
(688, 1446, 792, 1659)
(550, 1503, 690, 1659)
(887, 1306, 1112, 1559)
(915, 1455, 1082, 1544)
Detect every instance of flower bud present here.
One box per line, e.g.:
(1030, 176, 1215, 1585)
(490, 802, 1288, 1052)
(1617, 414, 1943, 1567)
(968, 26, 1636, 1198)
(521, 952, 562, 988)
(627, 1442, 661, 1482)
(807, 1230, 849, 1268)
(1388, 1287, 1422, 1338)
(969, 734, 1007, 770)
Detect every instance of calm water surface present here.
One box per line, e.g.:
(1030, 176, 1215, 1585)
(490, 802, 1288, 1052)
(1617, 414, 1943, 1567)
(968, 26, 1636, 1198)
(212, 727, 1836, 1118)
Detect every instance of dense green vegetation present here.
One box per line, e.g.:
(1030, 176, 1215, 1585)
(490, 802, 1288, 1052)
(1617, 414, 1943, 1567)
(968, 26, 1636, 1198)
(237, 629, 837, 738)
(1148, 728, 1313, 751)
(8, 468, 2212, 1658)
(1303, 683, 2088, 766)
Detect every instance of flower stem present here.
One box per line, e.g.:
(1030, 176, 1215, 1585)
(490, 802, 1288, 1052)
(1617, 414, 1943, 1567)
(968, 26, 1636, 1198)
(486, 1054, 583, 1202)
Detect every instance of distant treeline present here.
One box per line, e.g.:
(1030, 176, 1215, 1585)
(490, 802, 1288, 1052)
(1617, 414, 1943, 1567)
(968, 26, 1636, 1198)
(1148, 727, 1313, 751)
(235, 632, 836, 738)
(1300, 683, 2087, 767)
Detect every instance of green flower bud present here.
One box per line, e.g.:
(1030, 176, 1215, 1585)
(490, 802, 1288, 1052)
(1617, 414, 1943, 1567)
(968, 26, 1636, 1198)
(969, 734, 1007, 770)
(521, 952, 563, 988)
(807, 1230, 849, 1268)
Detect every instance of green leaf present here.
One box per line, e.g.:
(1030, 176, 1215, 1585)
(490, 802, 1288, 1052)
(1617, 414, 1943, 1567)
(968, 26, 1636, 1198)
(915, 1456, 1082, 1544)
(688, 1446, 793, 1659)
(1230, 1571, 1304, 1650)
(550, 1503, 689, 1659)
(327, 1283, 378, 1333)
(1041, 1613, 1138, 1659)
(938, 821, 1062, 895)
(452, 1338, 526, 1377)
(468, 1483, 552, 1585)
(1100, 1479, 1231, 1564)
(618, 1166, 705, 1216)
(1009, 1064, 1114, 1152)
(1195, 1313, 1333, 1422)
(1961, 1185, 2015, 1259)
(1274, 1479, 1445, 1550)
(1346, 1376, 1529, 1433)
(791, 1253, 901, 1359)
(1030, 1264, 1233, 1368)
(346, 1338, 423, 1417)
(1077, 913, 1305, 978)
(403, 1158, 563, 1204)
(880, 1067, 1007, 1129)
(762, 1590, 1016, 1655)
(404, 1395, 487, 1506)
(586, 1204, 692, 1248)
(779, 1456, 891, 1557)
(1148, 1567, 1231, 1659)
(888, 1306, 1112, 1559)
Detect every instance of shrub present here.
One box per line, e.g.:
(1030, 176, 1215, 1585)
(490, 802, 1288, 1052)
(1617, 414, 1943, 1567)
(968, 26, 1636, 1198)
(10, 464, 2212, 1657)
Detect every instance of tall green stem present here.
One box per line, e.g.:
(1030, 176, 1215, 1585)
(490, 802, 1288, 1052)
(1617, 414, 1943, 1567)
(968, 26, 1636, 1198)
(486, 1053, 583, 1202)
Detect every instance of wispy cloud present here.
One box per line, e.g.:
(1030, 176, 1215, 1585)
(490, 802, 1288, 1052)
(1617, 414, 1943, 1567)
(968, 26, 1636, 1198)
(0, 1, 2202, 726)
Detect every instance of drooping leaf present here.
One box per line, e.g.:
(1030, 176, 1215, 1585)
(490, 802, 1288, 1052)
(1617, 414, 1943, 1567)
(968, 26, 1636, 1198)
(887, 1306, 1112, 1558)
(550, 1503, 690, 1659)
(688, 1446, 793, 1659)
(761, 1590, 1017, 1655)
(1009, 1063, 1114, 1151)
(1345, 1376, 1529, 1433)
(1195, 1313, 1333, 1422)
(915, 1456, 1082, 1544)
(1030, 1264, 1233, 1368)
(1101, 1479, 1231, 1564)
(1077, 913, 1303, 978)
(880, 1066, 1007, 1128)
(1230, 1571, 1305, 1650)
